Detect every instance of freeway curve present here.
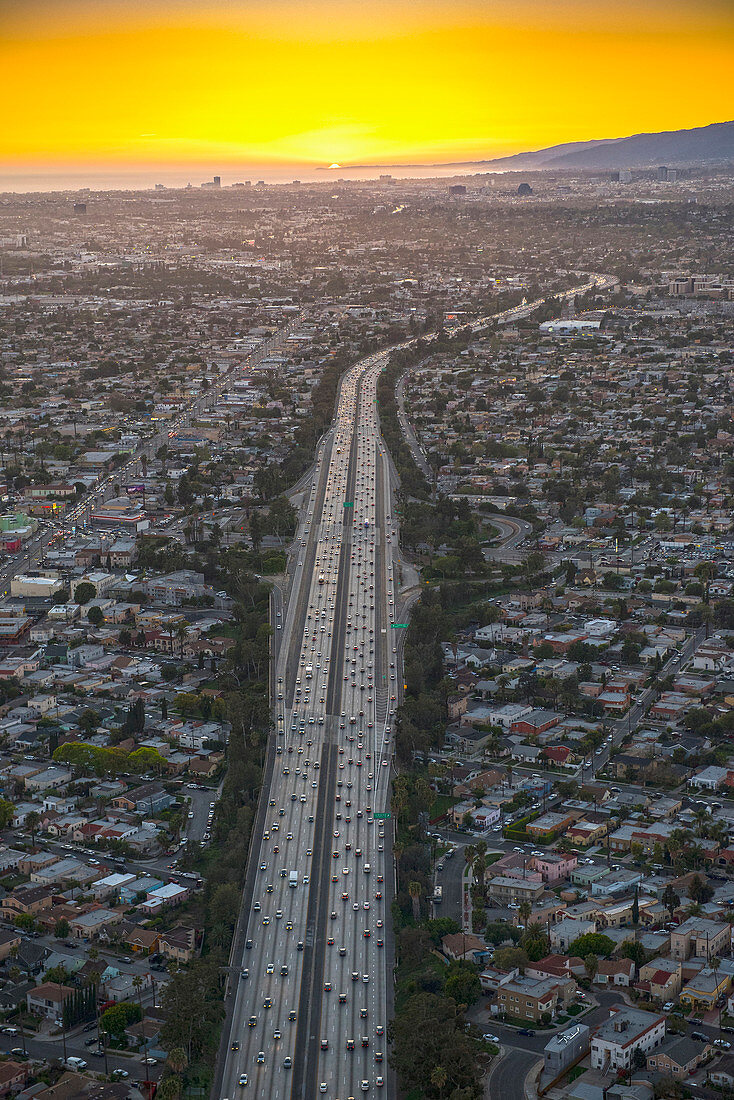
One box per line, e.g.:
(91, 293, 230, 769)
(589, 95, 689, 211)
(216, 273, 616, 1100)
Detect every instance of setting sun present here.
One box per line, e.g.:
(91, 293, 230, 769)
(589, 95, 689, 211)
(0, 0, 732, 172)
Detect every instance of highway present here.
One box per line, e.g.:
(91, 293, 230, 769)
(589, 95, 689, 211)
(215, 272, 618, 1099)
(219, 354, 398, 1098)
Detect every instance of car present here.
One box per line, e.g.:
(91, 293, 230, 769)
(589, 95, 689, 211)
(245, 938, 253, 949)
(517, 1028, 533, 1036)
(320, 1086, 327, 1094)
(232, 1039, 241, 1049)
(484, 1033, 500, 1043)
(662, 1001, 675, 1011)
(142, 1056, 158, 1065)
(248, 1017, 257, 1028)
(691, 1031, 709, 1043)
(714, 1039, 731, 1049)
(320, 1038, 329, 1050)
(256, 1051, 265, 1063)
(239, 1073, 249, 1086)
(361, 1082, 370, 1092)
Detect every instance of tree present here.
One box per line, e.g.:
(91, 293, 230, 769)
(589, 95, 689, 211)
(87, 605, 104, 626)
(74, 581, 97, 605)
(25, 809, 40, 846)
(568, 932, 615, 958)
(444, 963, 481, 1007)
(54, 919, 70, 940)
(492, 946, 529, 973)
(390, 992, 482, 1100)
(409, 881, 422, 923)
(688, 873, 714, 905)
(101, 1000, 141, 1038)
(662, 884, 680, 921)
(0, 798, 15, 829)
(584, 954, 598, 982)
(518, 901, 532, 926)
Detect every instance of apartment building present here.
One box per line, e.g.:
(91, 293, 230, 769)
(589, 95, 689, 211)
(497, 974, 575, 1022)
(591, 1007, 666, 1072)
(670, 917, 729, 961)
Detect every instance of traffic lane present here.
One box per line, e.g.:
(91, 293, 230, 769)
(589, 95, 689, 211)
(0, 1033, 162, 1080)
(486, 1048, 542, 1100)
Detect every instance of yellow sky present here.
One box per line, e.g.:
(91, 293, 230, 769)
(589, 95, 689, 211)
(1, 0, 733, 167)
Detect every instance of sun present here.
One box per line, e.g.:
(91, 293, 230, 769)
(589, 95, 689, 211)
(327, 162, 341, 169)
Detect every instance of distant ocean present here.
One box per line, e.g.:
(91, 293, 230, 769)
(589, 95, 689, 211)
(0, 162, 500, 194)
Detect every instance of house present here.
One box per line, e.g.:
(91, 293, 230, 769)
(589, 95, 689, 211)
(530, 852, 577, 884)
(0, 928, 22, 962)
(590, 1007, 666, 1073)
(442, 932, 488, 962)
(496, 974, 575, 1022)
(709, 1052, 734, 1088)
(647, 1035, 711, 1078)
(550, 918, 596, 952)
(0, 885, 55, 921)
(596, 959, 635, 987)
(566, 820, 609, 847)
(637, 958, 682, 1001)
(679, 967, 730, 1011)
(511, 710, 564, 736)
(27, 981, 75, 1024)
(110, 783, 174, 815)
(158, 926, 200, 963)
(69, 908, 123, 940)
(0, 1060, 28, 1096)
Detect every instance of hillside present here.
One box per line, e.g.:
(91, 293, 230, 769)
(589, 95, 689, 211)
(483, 120, 734, 170)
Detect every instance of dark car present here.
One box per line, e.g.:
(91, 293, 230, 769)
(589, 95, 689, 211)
(517, 1029, 533, 1037)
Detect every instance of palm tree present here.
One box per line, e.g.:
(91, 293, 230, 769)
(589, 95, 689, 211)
(430, 1065, 448, 1098)
(464, 844, 476, 885)
(393, 840, 404, 882)
(26, 811, 40, 849)
(584, 954, 598, 982)
(518, 900, 532, 927)
(408, 881, 422, 922)
(167, 1047, 188, 1076)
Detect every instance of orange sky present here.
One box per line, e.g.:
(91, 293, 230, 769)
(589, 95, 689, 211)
(1, 0, 733, 168)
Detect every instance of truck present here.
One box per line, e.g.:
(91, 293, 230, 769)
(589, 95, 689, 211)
(289, 870, 298, 888)
(305, 665, 313, 679)
(318, 572, 325, 585)
(433, 885, 442, 904)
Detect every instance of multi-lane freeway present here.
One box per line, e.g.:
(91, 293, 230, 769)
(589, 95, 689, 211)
(219, 354, 399, 1098)
(217, 272, 618, 1100)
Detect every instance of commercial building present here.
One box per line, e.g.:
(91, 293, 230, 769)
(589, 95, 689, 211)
(10, 572, 64, 598)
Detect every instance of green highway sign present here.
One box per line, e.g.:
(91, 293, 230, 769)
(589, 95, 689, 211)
(374, 812, 391, 820)
(344, 501, 353, 508)
(391, 623, 409, 629)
